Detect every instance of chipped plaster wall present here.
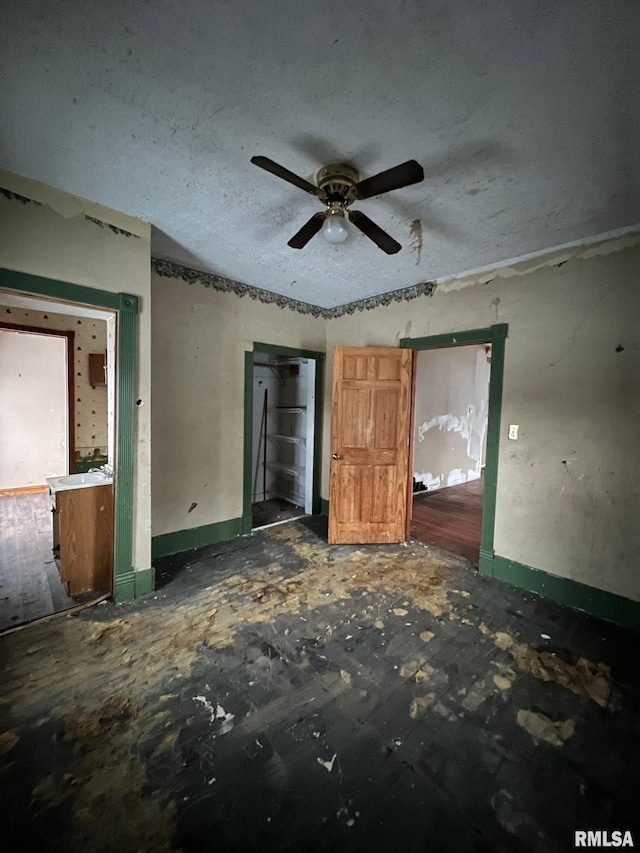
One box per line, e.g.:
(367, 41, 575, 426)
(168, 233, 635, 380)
(324, 242, 640, 601)
(0, 170, 152, 573)
(413, 344, 490, 491)
(0, 302, 108, 461)
(151, 272, 325, 537)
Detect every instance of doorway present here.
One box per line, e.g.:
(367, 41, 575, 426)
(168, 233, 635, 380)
(410, 343, 491, 563)
(244, 343, 324, 533)
(0, 292, 116, 630)
(401, 325, 507, 572)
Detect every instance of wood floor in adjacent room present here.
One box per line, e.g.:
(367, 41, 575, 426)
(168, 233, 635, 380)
(411, 475, 484, 562)
(1, 517, 639, 852)
(0, 492, 75, 631)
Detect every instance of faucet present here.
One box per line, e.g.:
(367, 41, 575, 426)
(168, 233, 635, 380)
(87, 464, 113, 478)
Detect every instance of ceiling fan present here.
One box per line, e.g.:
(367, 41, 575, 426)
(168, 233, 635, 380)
(250, 155, 424, 254)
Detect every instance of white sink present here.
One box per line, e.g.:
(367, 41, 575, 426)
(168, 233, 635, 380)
(59, 472, 106, 485)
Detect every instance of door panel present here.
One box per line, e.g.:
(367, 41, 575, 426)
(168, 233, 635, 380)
(329, 346, 412, 544)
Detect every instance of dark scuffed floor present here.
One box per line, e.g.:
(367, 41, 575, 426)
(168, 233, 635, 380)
(1, 517, 639, 852)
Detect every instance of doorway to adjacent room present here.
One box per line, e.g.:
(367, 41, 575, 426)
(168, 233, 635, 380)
(0, 291, 116, 630)
(400, 325, 507, 570)
(410, 343, 491, 563)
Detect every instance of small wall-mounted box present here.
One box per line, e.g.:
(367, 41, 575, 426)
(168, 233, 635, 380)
(89, 351, 107, 388)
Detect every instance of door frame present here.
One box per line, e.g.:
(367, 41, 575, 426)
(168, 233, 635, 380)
(0, 267, 140, 602)
(0, 321, 76, 475)
(243, 342, 324, 533)
(400, 324, 508, 575)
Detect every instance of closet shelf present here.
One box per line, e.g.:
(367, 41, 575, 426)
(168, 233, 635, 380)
(269, 434, 306, 444)
(266, 461, 304, 477)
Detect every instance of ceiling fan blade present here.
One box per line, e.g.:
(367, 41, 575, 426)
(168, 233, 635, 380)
(355, 159, 424, 200)
(288, 212, 325, 249)
(349, 210, 402, 254)
(251, 156, 318, 196)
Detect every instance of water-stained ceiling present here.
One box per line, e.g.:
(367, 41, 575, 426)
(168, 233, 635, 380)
(1, 0, 638, 308)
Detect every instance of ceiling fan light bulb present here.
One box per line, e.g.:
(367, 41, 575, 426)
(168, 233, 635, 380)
(322, 211, 349, 244)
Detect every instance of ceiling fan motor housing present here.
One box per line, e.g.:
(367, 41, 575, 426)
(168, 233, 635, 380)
(316, 163, 359, 207)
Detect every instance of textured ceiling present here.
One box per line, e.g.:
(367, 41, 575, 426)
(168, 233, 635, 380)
(1, 0, 638, 308)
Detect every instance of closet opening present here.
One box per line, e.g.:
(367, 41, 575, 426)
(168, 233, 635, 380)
(251, 350, 317, 530)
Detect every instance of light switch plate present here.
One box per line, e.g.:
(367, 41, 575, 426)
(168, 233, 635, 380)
(508, 424, 519, 440)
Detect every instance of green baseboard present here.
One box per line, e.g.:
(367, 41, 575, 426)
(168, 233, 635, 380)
(320, 498, 329, 516)
(151, 515, 245, 561)
(114, 567, 155, 603)
(480, 551, 640, 629)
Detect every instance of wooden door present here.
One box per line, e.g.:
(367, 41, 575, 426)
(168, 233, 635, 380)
(328, 346, 413, 544)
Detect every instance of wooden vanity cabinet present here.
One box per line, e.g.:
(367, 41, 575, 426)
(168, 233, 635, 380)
(52, 483, 114, 596)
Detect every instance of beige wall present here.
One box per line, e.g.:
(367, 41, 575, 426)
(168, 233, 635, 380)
(1, 302, 108, 460)
(414, 344, 491, 490)
(325, 242, 640, 601)
(0, 329, 67, 488)
(0, 171, 152, 573)
(151, 273, 325, 536)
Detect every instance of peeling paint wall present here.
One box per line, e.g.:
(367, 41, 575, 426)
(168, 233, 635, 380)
(324, 242, 640, 602)
(0, 170, 152, 573)
(150, 272, 325, 538)
(0, 302, 109, 462)
(413, 344, 490, 491)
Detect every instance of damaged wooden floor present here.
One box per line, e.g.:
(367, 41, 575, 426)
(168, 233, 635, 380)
(0, 493, 75, 631)
(1, 517, 639, 852)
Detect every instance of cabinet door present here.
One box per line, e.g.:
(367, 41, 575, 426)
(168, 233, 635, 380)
(58, 484, 114, 595)
(89, 351, 107, 387)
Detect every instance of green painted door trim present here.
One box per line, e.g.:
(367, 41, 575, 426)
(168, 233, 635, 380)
(115, 567, 155, 602)
(0, 267, 140, 603)
(244, 343, 325, 525)
(254, 341, 325, 361)
(400, 323, 508, 565)
(242, 351, 254, 533)
(152, 516, 245, 560)
(311, 352, 325, 515)
(482, 553, 640, 629)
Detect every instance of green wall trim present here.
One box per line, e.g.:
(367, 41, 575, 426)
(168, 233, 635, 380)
(400, 324, 508, 562)
(151, 516, 245, 560)
(320, 498, 329, 516)
(311, 352, 325, 515)
(0, 267, 137, 313)
(115, 571, 136, 603)
(0, 267, 141, 604)
(399, 324, 507, 351)
(254, 341, 325, 360)
(134, 568, 155, 597)
(113, 302, 138, 601)
(481, 552, 640, 629)
(243, 351, 254, 524)
(113, 568, 155, 602)
(243, 343, 325, 525)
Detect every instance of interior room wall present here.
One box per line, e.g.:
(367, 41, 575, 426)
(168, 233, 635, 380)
(151, 273, 325, 538)
(0, 329, 67, 488)
(0, 170, 152, 574)
(413, 343, 491, 491)
(0, 302, 109, 465)
(324, 240, 639, 601)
